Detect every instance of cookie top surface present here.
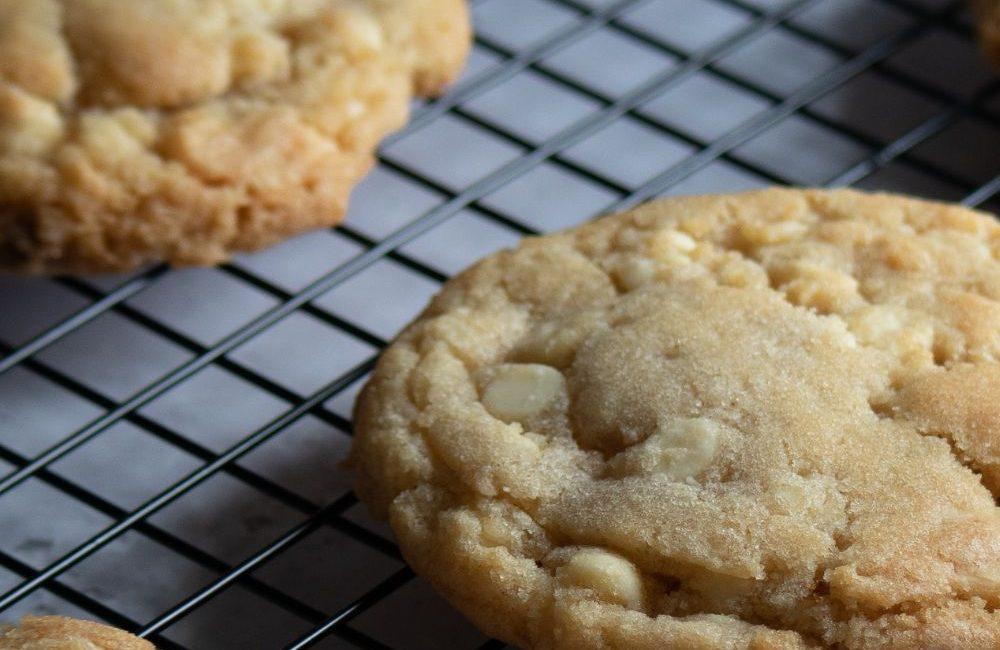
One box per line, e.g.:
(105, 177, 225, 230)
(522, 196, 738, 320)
(0, 0, 469, 272)
(353, 188, 1000, 649)
(0, 616, 153, 649)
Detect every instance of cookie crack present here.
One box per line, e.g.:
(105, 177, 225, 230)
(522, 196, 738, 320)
(872, 398, 998, 500)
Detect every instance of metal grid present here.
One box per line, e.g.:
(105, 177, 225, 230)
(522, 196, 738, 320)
(1, 0, 999, 647)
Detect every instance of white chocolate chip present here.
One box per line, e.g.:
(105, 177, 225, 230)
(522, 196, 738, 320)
(337, 7, 384, 54)
(848, 305, 902, 342)
(846, 305, 933, 362)
(741, 220, 809, 245)
(614, 257, 657, 291)
(0, 85, 63, 156)
(652, 230, 697, 253)
(609, 417, 720, 479)
(558, 548, 644, 609)
(344, 99, 366, 119)
(482, 364, 565, 422)
(651, 418, 720, 479)
(649, 230, 697, 267)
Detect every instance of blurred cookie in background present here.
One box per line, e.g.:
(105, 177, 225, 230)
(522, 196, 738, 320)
(0, 0, 470, 273)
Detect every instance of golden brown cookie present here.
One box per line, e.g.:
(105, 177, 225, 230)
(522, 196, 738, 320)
(352, 188, 1000, 649)
(0, 616, 153, 649)
(0, 0, 470, 273)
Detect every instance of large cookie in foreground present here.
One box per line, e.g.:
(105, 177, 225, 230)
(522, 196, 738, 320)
(353, 188, 1000, 649)
(0, 0, 469, 273)
(0, 616, 153, 649)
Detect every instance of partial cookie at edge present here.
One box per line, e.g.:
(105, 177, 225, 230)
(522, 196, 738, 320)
(0, 616, 153, 649)
(973, 0, 1000, 65)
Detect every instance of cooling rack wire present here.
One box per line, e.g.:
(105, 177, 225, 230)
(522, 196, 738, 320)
(1, 0, 998, 647)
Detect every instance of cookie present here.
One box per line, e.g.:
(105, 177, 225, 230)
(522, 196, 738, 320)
(352, 188, 1000, 649)
(0, 616, 153, 649)
(974, 0, 1000, 65)
(0, 0, 470, 273)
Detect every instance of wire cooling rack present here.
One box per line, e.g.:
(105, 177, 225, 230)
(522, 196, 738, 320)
(1, 0, 999, 647)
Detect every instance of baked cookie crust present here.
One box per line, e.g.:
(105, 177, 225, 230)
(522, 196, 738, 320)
(353, 188, 1000, 649)
(0, 616, 153, 649)
(0, 0, 470, 273)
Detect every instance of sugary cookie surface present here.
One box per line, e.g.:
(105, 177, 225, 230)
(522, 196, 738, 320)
(0, 0, 469, 272)
(0, 616, 153, 649)
(353, 188, 1000, 649)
